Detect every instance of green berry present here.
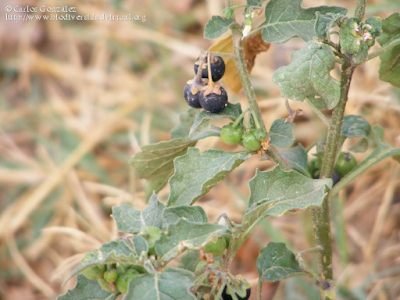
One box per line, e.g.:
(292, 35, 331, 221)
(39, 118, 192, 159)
(104, 269, 119, 283)
(242, 130, 262, 151)
(204, 237, 227, 256)
(98, 278, 114, 293)
(220, 123, 244, 145)
(334, 152, 357, 178)
(115, 270, 139, 294)
(82, 266, 104, 280)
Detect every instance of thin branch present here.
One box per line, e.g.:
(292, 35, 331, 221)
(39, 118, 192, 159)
(366, 38, 400, 61)
(355, 0, 367, 20)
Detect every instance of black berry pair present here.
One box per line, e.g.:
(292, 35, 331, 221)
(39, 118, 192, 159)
(184, 55, 228, 113)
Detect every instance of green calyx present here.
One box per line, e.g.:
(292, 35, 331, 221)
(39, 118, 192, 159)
(221, 124, 244, 145)
(204, 237, 227, 256)
(334, 152, 357, 178)
(115, 269, 139, 294)
(242, 129, 263, 151)
(104, 269, 119, 283)
(140, 226, 162, 255)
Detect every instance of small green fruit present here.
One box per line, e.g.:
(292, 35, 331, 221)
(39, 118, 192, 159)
(204, 237, 227, 256)
(242, 130, 262, 151)
(334, 152, 357, 178)
(104, 269, 119, 283)
(115, 270, 139, 294)
(82, 266, 104, 280)
(98, 278, 114, 293)
(220, 123, 244, 145)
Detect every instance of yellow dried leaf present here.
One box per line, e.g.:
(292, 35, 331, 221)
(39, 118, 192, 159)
(209, 33, 270, 94)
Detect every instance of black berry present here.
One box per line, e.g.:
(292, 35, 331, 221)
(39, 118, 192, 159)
(199, 86, 228, 113)
(194, 56, 225, 82)
(332, 171, 340, 186)
(222, 286, 251, 300)
(183, 80, 203, 108)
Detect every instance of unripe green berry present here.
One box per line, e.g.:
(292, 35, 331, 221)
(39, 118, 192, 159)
(242, 130, 262, 151)
(104, 269, 119, 283)
(220, 123, 244, 145)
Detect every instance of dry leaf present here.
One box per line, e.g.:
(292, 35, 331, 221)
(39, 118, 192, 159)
(208, 33, 270, 93)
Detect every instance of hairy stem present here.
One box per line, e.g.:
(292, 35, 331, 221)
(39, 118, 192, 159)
(311, 61, 355, 290)
(230, 29, 290, 169)
(367, 38, 400, 61)
(354, 0, 367, 19)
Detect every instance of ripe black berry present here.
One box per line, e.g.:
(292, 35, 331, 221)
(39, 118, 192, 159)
(332, 171, 340, 186)
(183, 79, 204, 108)
(222, 286, 251, 300)
(194, 56, 225, 82)
(199, 86, 228, 113)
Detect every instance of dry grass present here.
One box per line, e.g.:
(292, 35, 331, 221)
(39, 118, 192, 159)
(0, 0, 399, 299)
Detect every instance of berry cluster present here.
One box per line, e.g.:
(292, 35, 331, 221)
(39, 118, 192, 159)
(220, 109, 267, 152)
(184, 54, 228, 113)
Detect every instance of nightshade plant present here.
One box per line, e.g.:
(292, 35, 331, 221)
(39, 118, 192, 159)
(58, 0, 400, 299)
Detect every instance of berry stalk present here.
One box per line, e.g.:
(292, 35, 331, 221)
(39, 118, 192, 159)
(230, 28, 290, 169)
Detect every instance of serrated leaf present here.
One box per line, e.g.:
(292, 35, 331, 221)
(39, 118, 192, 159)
(236, 167, 331, 240)
(273, 41, 340, 109)
(111, 194, 165, 233)
(259, 0, 347, 43)
(155, 219, 226, 262)
(163, 206, 208, 227)
(66, 238, 142, 284)
(280, 144, 309, 175)
(190, 103, 242, 136)
(248, 167, 331, 214)
(124, 267, 196, 300)
(58, 275, 117, 300)
(315, 12, 345, 39)
(377, 13, 400, 88)
(167, 148, 250, 207)
(269, 119, 295, 148)
(341, 115, 371, 153)
(257, 243, 308, 282)
(204, 16, 234, 40)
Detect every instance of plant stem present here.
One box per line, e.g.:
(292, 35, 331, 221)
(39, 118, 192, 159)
(366, 38, 400, 61)
(355, 0, 367, 19)
(230, 29, 290, 170)
(311, 61, 355, 290)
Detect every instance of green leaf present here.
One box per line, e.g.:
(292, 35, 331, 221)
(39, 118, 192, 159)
(236, 167, 331, 240)
(130, 138, 196, 194)
(377, 13, 400, 88)
(155, 219, 226, 262)
(190, 103, 242, 136)
(260, 0, 347, 43)
(269, 119, 295, 148)
(280, 144, 309, 176)
(167, 148, 250, 207)
(204, 16, 234, 40)
(178, 250, 200, 272)
(257, 243, 308, 282)
(58, 275, 117, 300)
(341, 115, 371, 153)
(273, 41, 340, 109)
(315, 12, 345, 39)
(111, 193, 165, 233)
(163, 206, 208, 227)
(247, 0, 264, 6)
(172, 108, 221, 141)
(66, 238, 142, 284)
(248, 167, 331, 214)
(124, 267, 196, 300)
